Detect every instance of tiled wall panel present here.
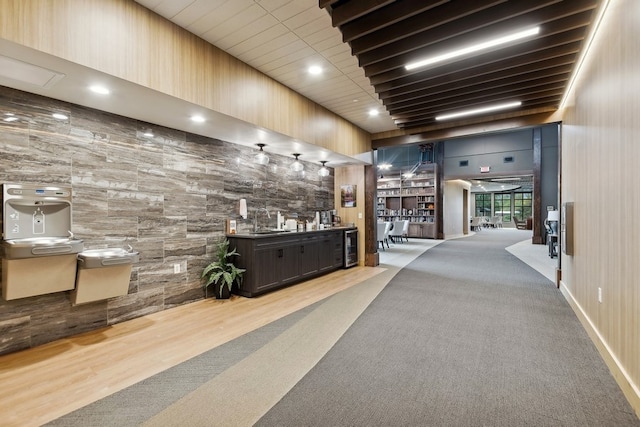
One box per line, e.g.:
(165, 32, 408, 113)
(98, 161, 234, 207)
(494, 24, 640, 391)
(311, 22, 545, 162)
(0, 86, 334, 355)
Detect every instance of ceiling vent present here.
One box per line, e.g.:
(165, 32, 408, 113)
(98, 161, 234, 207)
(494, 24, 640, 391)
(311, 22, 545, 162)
(0, 55, 65, 88)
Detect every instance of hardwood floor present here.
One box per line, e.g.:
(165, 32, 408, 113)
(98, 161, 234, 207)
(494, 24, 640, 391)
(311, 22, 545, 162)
(0, 266, 385, 427)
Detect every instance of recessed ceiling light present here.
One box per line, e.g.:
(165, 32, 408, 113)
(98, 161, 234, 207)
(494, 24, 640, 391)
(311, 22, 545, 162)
(405, 26, 540, 71)
(89, 85, 110, 95)
(3, 115, 18, 122)
(190, 115, 205, 123)
(369, 109, 379, 116)
(52, 113, 68, 120)
(435, 101, 522, 121)
(142, 129, 154, 137)
(308, 65, 322, 75)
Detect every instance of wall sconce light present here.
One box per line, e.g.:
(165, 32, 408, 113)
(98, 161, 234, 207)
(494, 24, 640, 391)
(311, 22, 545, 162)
(253, 143, 269, 165)
(318, 160, 330, 177)
(290, 153, 304, 172)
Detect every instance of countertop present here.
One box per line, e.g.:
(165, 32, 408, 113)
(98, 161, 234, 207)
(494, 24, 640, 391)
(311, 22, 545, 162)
(227, 226, 356, 239)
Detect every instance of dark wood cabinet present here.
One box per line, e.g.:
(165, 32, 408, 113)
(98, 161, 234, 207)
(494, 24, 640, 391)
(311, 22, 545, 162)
(227, 228, 348, 297)
(318, 232, 341, 272)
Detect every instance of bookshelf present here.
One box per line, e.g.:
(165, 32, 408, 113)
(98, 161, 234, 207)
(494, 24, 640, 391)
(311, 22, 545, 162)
(376, 164, 438, 238)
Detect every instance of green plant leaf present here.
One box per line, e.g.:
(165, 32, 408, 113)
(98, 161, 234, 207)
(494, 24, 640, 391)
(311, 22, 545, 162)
(202, 238, 245, 294)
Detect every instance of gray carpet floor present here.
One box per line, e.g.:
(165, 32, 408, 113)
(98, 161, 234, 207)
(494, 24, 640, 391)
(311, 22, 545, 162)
(256, 230, 639, 426)
(48, 230, 639, 426)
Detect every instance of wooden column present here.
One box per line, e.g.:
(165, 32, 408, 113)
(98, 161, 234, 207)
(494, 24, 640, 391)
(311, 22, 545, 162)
(532, 128, 544, 244)
(364, 162, 379, 267)
(435, 142, 445, 239)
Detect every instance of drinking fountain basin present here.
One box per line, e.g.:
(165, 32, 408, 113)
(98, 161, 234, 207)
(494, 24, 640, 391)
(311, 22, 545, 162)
(2, 237, 84, 259)
(71, 247, 140, 305)
(77, 247, 140, 267)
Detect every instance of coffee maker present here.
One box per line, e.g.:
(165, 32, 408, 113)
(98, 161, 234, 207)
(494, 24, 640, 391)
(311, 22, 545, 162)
(330, 209, 341, 227)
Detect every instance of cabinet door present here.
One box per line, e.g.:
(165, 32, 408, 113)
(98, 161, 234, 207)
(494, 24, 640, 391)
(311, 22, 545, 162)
(408, 223, 422, 238)
(298, 236, 319, 278)
(254, 247, 285, 292)
(318, 233, 336, 272)
(423, 223, 436, 239)
(279, 244, 300, 284)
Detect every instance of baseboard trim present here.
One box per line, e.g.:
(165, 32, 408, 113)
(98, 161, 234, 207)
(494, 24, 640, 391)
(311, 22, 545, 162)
(559, 280, 640, 418)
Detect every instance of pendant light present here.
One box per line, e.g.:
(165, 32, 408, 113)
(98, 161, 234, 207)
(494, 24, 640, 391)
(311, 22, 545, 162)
(290, 153, 304, 172)
(318, 160, 330, 177)
(253, 143, 269, 165)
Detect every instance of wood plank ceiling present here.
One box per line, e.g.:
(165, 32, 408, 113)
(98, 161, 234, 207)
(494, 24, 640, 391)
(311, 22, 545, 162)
(135, 0, 602, 135)
(133, 0, 396, 134)
(321, 0, 601, 131)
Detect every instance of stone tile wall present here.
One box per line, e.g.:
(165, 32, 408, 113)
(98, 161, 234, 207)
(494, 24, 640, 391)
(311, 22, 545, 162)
(0, 86, 334, 355)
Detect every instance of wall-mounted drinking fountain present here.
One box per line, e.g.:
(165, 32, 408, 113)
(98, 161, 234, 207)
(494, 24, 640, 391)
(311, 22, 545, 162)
(1, 183, 84, 300)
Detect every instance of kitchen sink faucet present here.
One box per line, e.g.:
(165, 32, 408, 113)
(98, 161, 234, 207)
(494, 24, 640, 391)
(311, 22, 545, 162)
(254, 208, 271, 232)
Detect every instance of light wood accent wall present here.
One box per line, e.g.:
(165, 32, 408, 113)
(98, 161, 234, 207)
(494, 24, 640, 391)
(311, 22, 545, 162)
(560, 0, 640, 415)
(0, 0, 370, 157)
(334, 166, 366, 266)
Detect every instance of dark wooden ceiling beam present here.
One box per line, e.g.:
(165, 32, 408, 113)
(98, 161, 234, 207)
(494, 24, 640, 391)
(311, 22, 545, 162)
(340, 0, 449, 43)
(371, 111, 559, 148)
(363, 8, 595, 77)
(390, 84, 567, 122)
(324, 0, 600, 133)
(348, 0, 504, 54)
(391, 86, 565, 121)
(370, 29, 585, 89)
(380, 58, 575, 105)
(388, 75, 570, 116)
(319, 0, 339, 9)
(354, 0, 557, 64)
(395, 97, 561, 129)
(328, 0, 395, 27)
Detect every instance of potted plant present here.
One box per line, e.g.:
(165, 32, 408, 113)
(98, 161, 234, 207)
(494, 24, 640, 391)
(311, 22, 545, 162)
(202, 239, 245, 299)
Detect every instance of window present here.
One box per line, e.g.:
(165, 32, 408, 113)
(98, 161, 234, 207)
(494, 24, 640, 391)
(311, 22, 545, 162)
(513, 192, 532, 221)
(494, 193, 512, 222)
(475, 193, 491, 216)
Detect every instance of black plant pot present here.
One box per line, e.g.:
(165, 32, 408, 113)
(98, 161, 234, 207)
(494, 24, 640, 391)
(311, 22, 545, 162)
(216, 285, 231, 299)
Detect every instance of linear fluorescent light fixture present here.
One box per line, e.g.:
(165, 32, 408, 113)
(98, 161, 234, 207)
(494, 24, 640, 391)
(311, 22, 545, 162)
(405, 26, 540, 71)
(435, 101, 522, 121)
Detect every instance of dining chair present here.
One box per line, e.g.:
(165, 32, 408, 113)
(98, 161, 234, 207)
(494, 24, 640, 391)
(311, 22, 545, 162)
(384, 221, 392, 247)
(401, 220, 409, 242)
(377, 222, 387, 250)
(391, 220, 405, 243)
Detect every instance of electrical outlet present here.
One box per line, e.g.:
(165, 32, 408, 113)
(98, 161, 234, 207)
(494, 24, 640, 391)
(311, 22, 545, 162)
(174, 263, 181, 274)
(598, 287, 602, 303)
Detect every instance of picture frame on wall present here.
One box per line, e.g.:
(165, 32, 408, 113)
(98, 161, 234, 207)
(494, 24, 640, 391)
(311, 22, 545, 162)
(341, 184, 356, 207)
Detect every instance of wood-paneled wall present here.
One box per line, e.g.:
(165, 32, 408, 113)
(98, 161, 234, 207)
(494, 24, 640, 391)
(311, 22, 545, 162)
(334, 166, 366, 266)
(560, 0, 640, 415)
(0, 0, 370, 157)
